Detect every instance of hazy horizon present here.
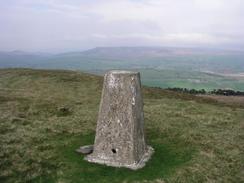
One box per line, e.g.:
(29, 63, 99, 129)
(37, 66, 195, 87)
(1, 0, 244, 52)
(2, 45, 244, 55)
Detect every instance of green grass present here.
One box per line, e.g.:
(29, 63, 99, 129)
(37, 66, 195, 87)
(51, 132, 193, 183)
(0, 68, 243, 183)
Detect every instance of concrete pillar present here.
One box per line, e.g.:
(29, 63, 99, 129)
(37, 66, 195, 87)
(85, 70, 153, 170)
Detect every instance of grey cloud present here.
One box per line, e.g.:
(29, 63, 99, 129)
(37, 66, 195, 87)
(0, 0, 243, 52)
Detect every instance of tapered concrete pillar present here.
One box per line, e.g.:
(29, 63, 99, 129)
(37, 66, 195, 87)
(85, 70, 153, 170)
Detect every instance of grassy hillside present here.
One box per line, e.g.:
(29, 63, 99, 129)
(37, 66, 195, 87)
(0, 69, 243, 183)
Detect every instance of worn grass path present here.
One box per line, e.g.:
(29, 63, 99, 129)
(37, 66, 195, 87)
(0, 68, 243, 183)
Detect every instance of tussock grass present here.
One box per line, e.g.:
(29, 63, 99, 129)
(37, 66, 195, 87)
(0, 68, 243, 183)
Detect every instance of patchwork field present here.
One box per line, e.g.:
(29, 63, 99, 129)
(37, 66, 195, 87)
(0, 69, 243, 183)
(139, 69, 244, 91)
(87, 69, 244, 92)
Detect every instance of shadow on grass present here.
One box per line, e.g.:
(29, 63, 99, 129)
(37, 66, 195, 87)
(53, 129, 195, 183)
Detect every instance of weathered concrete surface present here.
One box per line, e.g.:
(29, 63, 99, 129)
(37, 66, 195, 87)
(85, 70, 153, 170)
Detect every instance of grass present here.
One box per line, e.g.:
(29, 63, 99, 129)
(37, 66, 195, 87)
(51, 132, 193, 183)
(0, 68, 243, 183)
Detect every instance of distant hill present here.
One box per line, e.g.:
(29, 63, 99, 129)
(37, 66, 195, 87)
(59, 47, 244, 74)
(59, 47, 244, 59)
(0, 47, 244, 91)
(1, 47, 243, 73)
(0, 50, 50, 68)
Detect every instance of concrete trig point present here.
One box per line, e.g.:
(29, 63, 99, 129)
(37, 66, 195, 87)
(85, 70, 154, 170)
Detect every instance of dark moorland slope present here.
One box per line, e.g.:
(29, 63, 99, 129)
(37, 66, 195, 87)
(0, 68, 243, 183)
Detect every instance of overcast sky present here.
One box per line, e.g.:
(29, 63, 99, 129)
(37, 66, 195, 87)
(0, 0, 243, 52)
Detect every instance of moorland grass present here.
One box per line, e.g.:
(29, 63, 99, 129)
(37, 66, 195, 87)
(0, 68, 243, 183)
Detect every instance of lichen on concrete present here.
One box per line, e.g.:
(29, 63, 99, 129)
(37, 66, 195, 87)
(84, 70, 154, 170)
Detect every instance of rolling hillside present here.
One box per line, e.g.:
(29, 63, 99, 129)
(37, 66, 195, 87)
(0, 47, 244, 91)
(0, 68, 243, 183)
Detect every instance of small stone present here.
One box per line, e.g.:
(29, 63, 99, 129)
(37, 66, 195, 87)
(58, 106, 69, 112)
(57, 106, 71, 116)
(76, 145, 93, 154)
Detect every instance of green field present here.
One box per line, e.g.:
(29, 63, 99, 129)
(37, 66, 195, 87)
(89, 69, 244, 91)
(0, 69, 243, 182)
(139, 69, 244, 91)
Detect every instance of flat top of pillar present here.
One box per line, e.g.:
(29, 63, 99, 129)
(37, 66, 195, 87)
(108, 70, 139, 75)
